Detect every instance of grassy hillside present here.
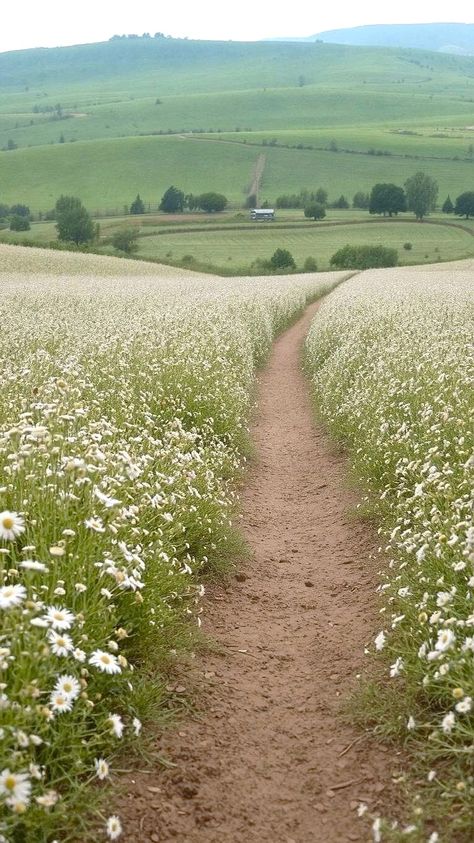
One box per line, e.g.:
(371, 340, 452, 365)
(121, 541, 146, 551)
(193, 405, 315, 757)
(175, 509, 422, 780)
(1, 135, 471, 213)
(0, 37, 473, 215)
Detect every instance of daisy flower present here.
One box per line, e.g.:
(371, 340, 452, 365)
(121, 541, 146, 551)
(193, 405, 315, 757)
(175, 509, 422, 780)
(20, 559, 48, 573)
(94, 488, 121, 508)
(0, 584, 27, 611)
(89, 650, 121, 674)
(0, 511, 25, 542)
(95, 758, 109, 780)
(54, 675, 81, 701)
(132, 717, 142, 736)
(47, 630, 74, 657)
(108, 713, 124, 739)
(0, 769, 31, 805)
(106, 815, 122, 840)
(43, 606, 75, 630)
(49, 692, 74, 715)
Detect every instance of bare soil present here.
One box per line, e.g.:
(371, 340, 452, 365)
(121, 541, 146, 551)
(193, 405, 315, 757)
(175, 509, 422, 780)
(120, 301, 395, 842)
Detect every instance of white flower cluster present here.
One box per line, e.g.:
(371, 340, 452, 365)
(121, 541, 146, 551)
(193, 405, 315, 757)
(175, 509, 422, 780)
(0, 244, 341, 839)
(306, 264, 473, 834)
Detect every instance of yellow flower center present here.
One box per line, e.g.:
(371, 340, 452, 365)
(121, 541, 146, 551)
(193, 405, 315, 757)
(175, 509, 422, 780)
(100, 655, 111, 664)
(2, 518, 14, 530)
(4, 775, 16, 791)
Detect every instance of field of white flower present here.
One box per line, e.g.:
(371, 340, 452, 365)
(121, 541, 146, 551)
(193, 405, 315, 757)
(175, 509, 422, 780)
(306, 264, 474, 841)
(0, 245, 342, 841)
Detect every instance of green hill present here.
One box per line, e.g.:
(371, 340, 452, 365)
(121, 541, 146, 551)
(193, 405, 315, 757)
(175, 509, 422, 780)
(0, 37, 473, 213)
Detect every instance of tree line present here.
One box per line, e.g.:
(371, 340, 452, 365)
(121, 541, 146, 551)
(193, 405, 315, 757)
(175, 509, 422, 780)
(131, 186, 228, 215)
(276, 174, 474, 222)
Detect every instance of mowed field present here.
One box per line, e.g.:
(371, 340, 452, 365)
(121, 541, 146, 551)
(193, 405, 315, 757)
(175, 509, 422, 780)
(134, 219, 474, 269)
(3, 212, 473, 270)
(0, 37, 474, 214)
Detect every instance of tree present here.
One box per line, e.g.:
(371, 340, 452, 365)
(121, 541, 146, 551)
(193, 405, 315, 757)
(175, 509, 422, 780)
(332, 195, 349, 209)
(330, 244, 398, 270)
(195, 192, 228, 213)
(454, 191, 474, 219)
(55, 195, 95, 245)
(112, 227, 139, 253)
(10, 204, 30, 218)
(405, 172, 438, 220)
(353, 191, 370, 209)
(304, 202, 326, 220)
(369, 183, 406, 216)
(9, 215, 30, 231)
(442, 195, 454, 214)
(159, 186, 185, 213)
(303, 256, 318, 272)
(269, 248, 296, 270)
(315, 188, 328, 206)
(130, 194, 145, 215)
(244, 193, 257, 209)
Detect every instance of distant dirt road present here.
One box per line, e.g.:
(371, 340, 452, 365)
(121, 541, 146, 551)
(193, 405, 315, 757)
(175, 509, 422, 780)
(120, 300, 395, 842)
(248, 152, 266, 204)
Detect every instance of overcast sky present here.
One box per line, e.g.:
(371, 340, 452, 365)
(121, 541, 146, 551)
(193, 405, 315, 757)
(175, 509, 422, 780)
(1, 1, 473, 53)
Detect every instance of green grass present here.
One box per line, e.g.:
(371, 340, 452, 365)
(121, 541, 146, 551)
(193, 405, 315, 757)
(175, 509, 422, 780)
(132, 219, 474, 270)
(1, 135, 473, 214)
(3, 213, 472, 272)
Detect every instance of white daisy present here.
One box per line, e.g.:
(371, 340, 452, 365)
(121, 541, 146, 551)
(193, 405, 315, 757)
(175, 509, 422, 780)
(94, 488, 121, 508)
(49, 692, 74, 714)
(374, 630, 386, 651)
(132, 717, 142, 736)
(95, 757, 109, 780)
(455, 697, 472, 714)
(47, 630, 74, 657)
(89, 650, 121, 674)
(0, 769, 31, 805)
(35, 789, 59, 807)
(20, 559, 48, 573)
(106, 815, 122, 840)
(54, 675, 81, 701)
(43, 606, 75, 630)
(442, 711, 456, 734)
(0, 511, 25, 542)
(0, 584, 27, 610)
(435, 628, 456, 652)
(107, 713, 124, 739)
(84, 516, 106, 533)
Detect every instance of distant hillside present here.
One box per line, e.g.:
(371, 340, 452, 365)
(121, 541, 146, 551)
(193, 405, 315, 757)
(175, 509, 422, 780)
(0, 36, 473, 214)
(310, 23, 474, 55)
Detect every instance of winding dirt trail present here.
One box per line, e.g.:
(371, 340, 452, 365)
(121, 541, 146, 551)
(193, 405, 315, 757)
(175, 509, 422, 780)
(122, 301, 395, 842)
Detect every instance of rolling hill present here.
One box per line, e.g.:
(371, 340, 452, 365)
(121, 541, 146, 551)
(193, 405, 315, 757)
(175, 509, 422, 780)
(0, 37, 473, 213)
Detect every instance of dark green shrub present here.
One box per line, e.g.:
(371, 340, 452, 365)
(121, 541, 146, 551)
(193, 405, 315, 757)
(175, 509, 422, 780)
(269, 248, 296, 270)
(303, 256, 318, 272)
(9, 215, 31, 231)
(330, 244, 398, 270)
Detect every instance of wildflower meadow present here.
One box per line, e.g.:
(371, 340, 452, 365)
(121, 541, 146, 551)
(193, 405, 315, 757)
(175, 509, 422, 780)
(306, 265, 474, 840)
(0, 245, 341, 841)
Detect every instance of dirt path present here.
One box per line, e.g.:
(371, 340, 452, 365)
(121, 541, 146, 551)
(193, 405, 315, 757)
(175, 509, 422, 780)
(248, 152, 266, 204)
(121, 301, 395, 842)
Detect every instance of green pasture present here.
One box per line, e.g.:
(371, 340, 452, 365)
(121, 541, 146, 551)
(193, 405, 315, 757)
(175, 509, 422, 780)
(1, 135, 472, 214)
(0, 136, 260, 211)
(133, 219, 474, 270)
(206, 126, 474, 161)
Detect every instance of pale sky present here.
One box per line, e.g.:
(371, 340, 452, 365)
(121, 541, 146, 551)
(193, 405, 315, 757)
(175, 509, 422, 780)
(1, 0, 473, 54)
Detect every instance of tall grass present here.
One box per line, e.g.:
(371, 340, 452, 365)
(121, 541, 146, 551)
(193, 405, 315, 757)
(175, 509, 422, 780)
(305, 265, 474, 841)
(0, 245, 341, 840)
